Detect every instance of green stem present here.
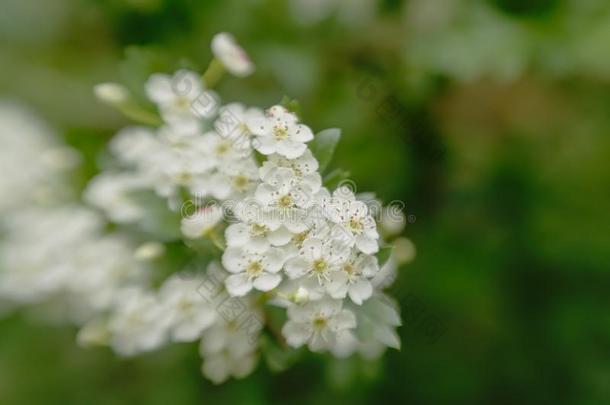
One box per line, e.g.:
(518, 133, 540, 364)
(208, 229, 225, 251)
(202, 58, 226, 88)
(119, 101, 163, 126)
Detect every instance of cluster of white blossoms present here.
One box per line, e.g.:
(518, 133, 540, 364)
(0, 33, 411, 384)
(0, 102, 147, 323)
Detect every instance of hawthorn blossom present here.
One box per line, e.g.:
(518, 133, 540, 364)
(200, 311, 262, 383)
(324, 188, 380, 254)
(215, 102, 264, 149)
(85, 172, 149, 223)
(145, 69, 217, 132)
(211, 32, 255, 78)
(181, 205, 224, 239)
(282, 298, 356, 352)
(285, 238, 350, 284)
(222, 247, 286, 296)
(327, 251, 378, 304)
(107, 288, 171, 356)
(159, 275, 217, 342)
(259, 149, 322, 193)
(250, 105, 313, 159)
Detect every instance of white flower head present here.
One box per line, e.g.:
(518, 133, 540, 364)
(327, 251, 378, 305)
(285, 238, 351, 285)
(324, 187, 380, 254)
(84, 172, 149, 224)
(225, 201, 293, 253)
(215, 103, 264, 151)
(211, 32, 255, 78)
(94, 82, 129, 105)
(107, 288, 171, 356)
(222, 246, 286, 296)
(159, 275, 218, 342)
(146, 69, 218, 132)
(282, 298, 356, 352)
(251, 105, 313, 159)
(200, 308, 262, 383)
(181, 205, 224, 239)
(259, 149, 322, 193)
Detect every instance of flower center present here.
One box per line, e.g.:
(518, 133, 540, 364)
(272, 125, 289, 140)
(216, 142, 231, 155)
(174, 96, 191, 111)
(246, 261, 263, 277)
(176, 171, 193, 184)
(348, 217, 364, 234)
(293, 230, 309, 247)
(313, 317, 327, 330)
(312, 259, 327, 274)
(179, 298, 194, 312)
(278, 194, 293, 208)
(250, 223, 268, 237)
(233, 175, 249, 190)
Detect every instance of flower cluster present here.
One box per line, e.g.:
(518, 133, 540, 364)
(0, 33, 410, 384)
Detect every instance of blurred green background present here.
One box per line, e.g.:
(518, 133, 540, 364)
(1, 0, 609, 403)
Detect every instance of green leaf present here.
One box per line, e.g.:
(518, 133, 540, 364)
(311, 128, 341, 173)
(377, 245, 394, 268)
(323, 168, 351, 189)
(279, 95, 302, 117)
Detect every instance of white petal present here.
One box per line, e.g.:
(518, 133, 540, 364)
(255, 183, 275, 205)
(225, 273, 253, 297)
(253, 135, 277, 155)
(225, 223, 250, 247)
(284, 257, 309, 279)
(264, 247, 286, 272)
(221, 247, 245, 273)
(276, 139, 306, 159)
(332, 309, 357, 330)
(356, 235, 379, 254)
(348, 279, 373, 305)
(289, 124, 313, 142)
(282, 321, 312, 348)
(145, 74, 173, 104)
(252, 273, 281, 291)
(202, 355, 231, 384)
(267, 226, 292, 246)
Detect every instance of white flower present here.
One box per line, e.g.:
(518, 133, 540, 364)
(181, 205, 224, 239)
(222, 247, 286, 296)
(259, 149, 322, 193)
(348, 294, 401, 359)
(85, 172, 149, 223)
(211, 32, 255, 78)
(324, 187, 379, 254)
(109, 126, 162, 166)
(285, 238, 350, 285)
(145, 69, 217, 131)
(282, 298, 356, 352)
(199, 309, 262, 383)
(134, 242, 166, 261)
(327, 251, 378, 304)
(214, 103, 264, 150)
(225, 200, 292, 252)
(107, 288, 171, 356)
(256, 167, 313, 209)
(0, 101, 77, 213)
(194, 159, 259, 200)
(159, 275, 217, 342)
(94, 82, 129, 105)
(250, 105, 313, 159)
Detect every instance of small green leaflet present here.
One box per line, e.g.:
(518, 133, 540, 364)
(310, 128, 341, 173)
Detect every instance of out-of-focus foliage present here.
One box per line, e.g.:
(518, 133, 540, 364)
(0, 0, 608, 403)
